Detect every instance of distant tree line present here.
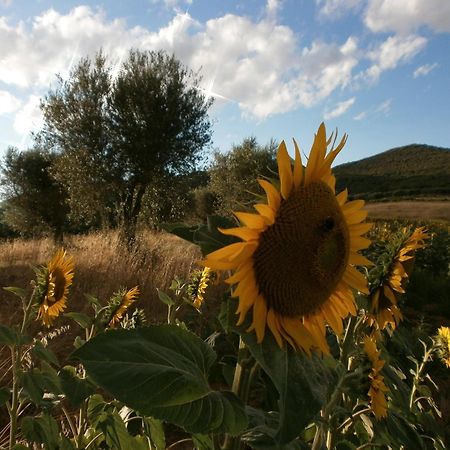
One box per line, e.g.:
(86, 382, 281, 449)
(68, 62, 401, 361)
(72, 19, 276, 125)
(0, 49, 278, 243)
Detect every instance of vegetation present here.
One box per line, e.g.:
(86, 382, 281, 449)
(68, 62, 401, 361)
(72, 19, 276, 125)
(335, 144, 450, 199)
(38, 49, 212, 244)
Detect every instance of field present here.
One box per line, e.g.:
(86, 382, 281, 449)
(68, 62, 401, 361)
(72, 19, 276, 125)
(366, 200, 450, 221)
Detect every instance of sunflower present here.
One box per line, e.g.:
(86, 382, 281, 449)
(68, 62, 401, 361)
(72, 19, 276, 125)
(436, 326, 450, 368)
(368, 227, 428, 330)
(108, 286, 140, 328)
(191, 267, 213, 309)
(37, 249, 74, 327)
(202, 123, 372, 353)
(364, 335, 389, 419)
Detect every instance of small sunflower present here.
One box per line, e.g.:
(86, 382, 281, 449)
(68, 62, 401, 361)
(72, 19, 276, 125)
(37, 249, 74, 327)
(191, 267, 213, 309)
(436, 326, 450, 368)
(202, 123, 372, 353)
(108, 286, 140, 328)
(369, 227, 428, 330)
(364, 335, 389, 419)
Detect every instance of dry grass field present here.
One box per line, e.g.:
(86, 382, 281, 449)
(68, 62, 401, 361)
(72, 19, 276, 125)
(366, 200, 450, 221)
(0, 230, 201, 328)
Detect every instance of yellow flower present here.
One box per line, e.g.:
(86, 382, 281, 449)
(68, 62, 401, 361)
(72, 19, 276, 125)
(108, 286, 140, 328)
(193, 267, 212, 309)
(202, 123, 372, 353)
(369, 227, 428, 330)
(37, 249, 74, 327)
(364, 335, 389, 419)
(436, 326, 450, 368)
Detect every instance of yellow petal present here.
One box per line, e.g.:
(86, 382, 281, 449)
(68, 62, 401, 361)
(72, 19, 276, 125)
(258, 179, 281, 211)
(219, 226, 259, 242)
(254, 204, 275, 225)
(266, 309, 283, 348)
(343, 266, 369, 294)
(277, 141, 293, 200)
(348, 253, 374, 266)
(248, 295, 267, 343)
(336, 189, 348, 206)
(234, 212, 266, 230)
(293, 138, 303, 188)
(305, 123, 327, 184)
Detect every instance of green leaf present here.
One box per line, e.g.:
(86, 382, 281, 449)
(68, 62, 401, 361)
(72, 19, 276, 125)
(96, 410, 137, 450)
(64, 312, 93, 329)
(32, 341, 59, 367)
(0, 324, 19, 346)
(3, 286, 26, 300)
(21, 414, 62, 450)
(143, 417, 165, 450)
(20, 364, 62, 405)
(165, 215, 239, 256)
(156, 288, 175, 306)
(72, 325, 247, 434)
(222, 300, 331, 446)
(192, 433, 215, 450)
(0, 387, 10, 406)
(59, 365, 96, 408)
(11, 445, 29, 450)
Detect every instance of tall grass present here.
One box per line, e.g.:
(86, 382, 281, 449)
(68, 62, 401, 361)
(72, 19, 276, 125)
(0, 230, 200, 326)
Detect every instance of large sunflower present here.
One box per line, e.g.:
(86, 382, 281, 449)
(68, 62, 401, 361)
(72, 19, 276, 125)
(369, 227, 428, 330)
(37, 249, 74, 327)
(202, 123, 372, 353)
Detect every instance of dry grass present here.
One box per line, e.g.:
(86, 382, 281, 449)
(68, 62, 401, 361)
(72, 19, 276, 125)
(366, 200, 450, 222)
(0, 230, 201, 328)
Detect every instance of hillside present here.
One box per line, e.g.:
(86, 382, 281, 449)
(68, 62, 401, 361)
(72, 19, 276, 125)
(334, 144, 450, 200)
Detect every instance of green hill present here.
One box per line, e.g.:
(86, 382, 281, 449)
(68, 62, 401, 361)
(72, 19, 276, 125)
(334, 144, 450, 200)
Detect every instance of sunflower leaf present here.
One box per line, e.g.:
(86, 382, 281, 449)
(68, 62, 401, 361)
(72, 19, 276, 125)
(222, 300, 331, 445)
(72, 325, 248, 435)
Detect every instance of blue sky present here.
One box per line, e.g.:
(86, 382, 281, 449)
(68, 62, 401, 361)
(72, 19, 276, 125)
(0, 0, 449, 164)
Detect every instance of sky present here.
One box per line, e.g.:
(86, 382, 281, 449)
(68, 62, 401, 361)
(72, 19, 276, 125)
(0, 0, 449, 165)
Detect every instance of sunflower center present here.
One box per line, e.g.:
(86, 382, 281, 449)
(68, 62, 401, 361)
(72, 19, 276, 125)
(252, 181, 350, 317)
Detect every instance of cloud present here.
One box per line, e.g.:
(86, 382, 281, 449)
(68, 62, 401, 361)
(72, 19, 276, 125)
(413, 62, 438, 78)
(324, 97, 355, 119)
(365, 0, 450, 34)
(316, 0, 363, 18)
(374, 98, 391, 114)
(364, 34, 427, 81)
(353, 111, 367, 120)
(150, 0, 192, 10)
(13, 95, 43, 135)
(0, 90, 22, 114)
(353, 98, 391, 120)
(0, 0, 12, 7)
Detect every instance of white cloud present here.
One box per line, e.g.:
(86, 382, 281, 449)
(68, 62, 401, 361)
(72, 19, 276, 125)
(365, 0, 450, 34)
(324, 97, 355, 119)
(364, 34, 427, 81)
(374, 98, 391, 115)
(316, 0, 363, 18)
(0, 5, 362, 131)
(353, 111, 367, 120)
(0, 0, 12, 7)
(413, 62, 438, 78)
(13, 95, 43, 135)
(0, 90, 22, 114)
(150, 0, 192, 10)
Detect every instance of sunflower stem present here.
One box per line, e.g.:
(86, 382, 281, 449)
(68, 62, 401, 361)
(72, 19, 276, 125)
(222, 337, 255, 450)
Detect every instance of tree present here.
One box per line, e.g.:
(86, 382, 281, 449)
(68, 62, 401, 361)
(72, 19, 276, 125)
(39, 49, 212, 244)
(0, 147, 69, 241)
(207, 137, 278, 215)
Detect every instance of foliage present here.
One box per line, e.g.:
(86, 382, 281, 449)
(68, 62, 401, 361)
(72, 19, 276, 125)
(0, 147, 69, 241)
(38, 49, 212, 242)
(0, 222, 448, 449)
(207, 137, 278, 215)
(335, 144, 450, 199)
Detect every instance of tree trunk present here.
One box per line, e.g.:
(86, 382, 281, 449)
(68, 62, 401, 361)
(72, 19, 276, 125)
(119, 184, 146, 251)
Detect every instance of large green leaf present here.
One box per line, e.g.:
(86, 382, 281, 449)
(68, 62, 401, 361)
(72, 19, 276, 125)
(73, 325, 248, 435)
(164, 215, 238, 256)
(59, 365, 96, 408)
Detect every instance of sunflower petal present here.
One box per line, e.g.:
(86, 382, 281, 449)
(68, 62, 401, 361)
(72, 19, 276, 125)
(277, 141, 293, 199)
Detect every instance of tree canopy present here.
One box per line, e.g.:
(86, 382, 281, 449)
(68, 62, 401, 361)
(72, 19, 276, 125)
(38, 49, 213, 243)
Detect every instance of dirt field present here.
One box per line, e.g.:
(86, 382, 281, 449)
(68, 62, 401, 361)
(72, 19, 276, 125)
(365, 200, 450, 221)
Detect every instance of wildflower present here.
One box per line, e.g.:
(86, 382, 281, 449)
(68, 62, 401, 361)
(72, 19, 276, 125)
(36, 249, 74, 327)
(364, 335, 389, 419)
(436, 326, 450, 368)
(108, 286, 140, 328)
(369, 227, 428, 330)
(202, 123, 372, 353)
